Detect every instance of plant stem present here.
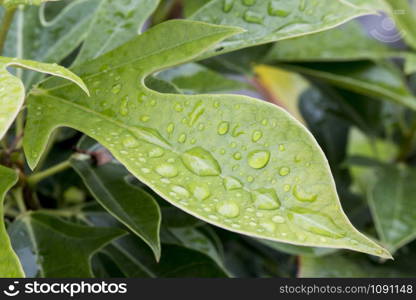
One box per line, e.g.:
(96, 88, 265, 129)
(0, 7, 16, 54)
(27, 160, 71, 187)
(13, 186, 26, 213)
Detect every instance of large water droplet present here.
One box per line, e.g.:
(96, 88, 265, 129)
(148, 147, 164, 158)
(181, 147, 221, 176)
(189, 183, 211, 200)
(268, 1, 291, 17)
(217, 201, 240, 218)
(171, 185, 190, 198)
(288, 207, 346, 238)
(217, 121, 230, 135)
(122, 135, 138, 148)
(293, 185, 317, 202)
(252, 188, 280, 210)
(252, 130, 263, 142)
(223, 0, 234, 12)
(155, 164, 178, 178)
(248, 150, 270, 169)
(260, 221, 276, 233)
(223, 176, 243, 190)
(243, 11, 263, 24)
(272, 215, 285, 224)
(279, 167, 290, 176)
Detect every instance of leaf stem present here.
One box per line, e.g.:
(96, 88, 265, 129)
(0, 6, 16, 54)
(27, 160, 71, 187)
(13, 186, 26, 213)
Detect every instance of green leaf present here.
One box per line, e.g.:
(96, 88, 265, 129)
(280, 61, 416, 110)
(23, 20, 390, 258)
(0, 166, 24, 278)
(105, 235, 229, 278)
(0, 56, 88, 139)
(265, 21, 403, 62)
(183, 0, 211, 18)
(70, 156, 162, 260)
(169, 227, 223, 265)
(8, 212, 125, 277)
(72, 0, 160, 65)
(190, 0, 374, 58)
(368, 164, 416, 253)
(157, 63, 250, 94)
(299, 251, 416, 278)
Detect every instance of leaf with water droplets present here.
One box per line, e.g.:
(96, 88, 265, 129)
(0, 56, 88, 139)
(70, 157, 162, 260)
(0, 166, 25, 278)
(191, 0, 375, 58)
(368, 164, 416, 254)
(8, 212, 125, 277)
(24, 20, 390, 258)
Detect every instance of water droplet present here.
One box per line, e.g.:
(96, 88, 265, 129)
(223, 176, 243, 190)
(252, 130, 263, 142)
(111, 83, 121, 94)
(242, 0, 255, 6)
(155, 164, 178, 178)
(122, 135, 138, 148)
(293, 185, 317, 202)
(217, 121, 230, 135)
(171, 185, 190, 198)
(283, 184, 291, 192)
(120, 96, 129, 116)
(268, 1, 291, 17)
(233, 152, 242, 160)
(288, 207, 346, 238)
(140, 115, 150, 122)
(279, 167, 290, 176)
(167, 123, 174, 135)
(278, 144, 285, 151)
(174, 103, 183, 112)
(248, 150, 270, 169)
(150, 99, 157, 106)
(272, 215, 285, 224)
(148, 147, 164, 158)
(178, 133, 187, 143)
(217, 201, 240, 218)
(223, 0, 234, 12)
(181, 147, 221, 176)
(198, 123, 205, 131)
(188, 101, 205, 126)
(247, 176, 254, 183)
(190, 183, 211, 201)
(260, 221, 276, 233)
(243, 10, 263, 24)
(231, 124, 244, 137)
(252, 188, 281, 210)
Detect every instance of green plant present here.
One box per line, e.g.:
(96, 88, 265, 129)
(1, 0, 416, 278)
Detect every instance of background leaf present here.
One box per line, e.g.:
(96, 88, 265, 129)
(70, 156, 162, 260)
(8, 212, 124, 277)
